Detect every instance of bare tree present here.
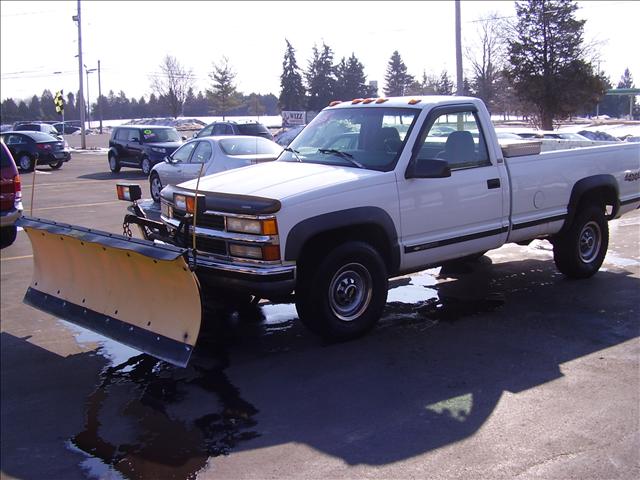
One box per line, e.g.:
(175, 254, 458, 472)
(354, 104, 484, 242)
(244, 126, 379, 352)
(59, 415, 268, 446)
(465, 13, 509, 113)
(150, 55, 194, 118)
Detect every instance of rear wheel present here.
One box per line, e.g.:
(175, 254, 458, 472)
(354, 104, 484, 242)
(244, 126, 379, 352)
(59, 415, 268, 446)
(295, 241, 388, 340)
(18, 154, 34, 172)
(0, 226, 17, 249)
(150, 173, 162, 203)
(109, 153, 121, 173)
(141, 157, 151, 176)
(553, 204, 608, 278)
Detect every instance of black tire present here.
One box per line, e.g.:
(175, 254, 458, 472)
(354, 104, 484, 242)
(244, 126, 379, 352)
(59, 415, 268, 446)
(1, 226, 17, 249)
(295, 241, 388, 340)
(49, 160, 64, 170)
(141, 156, 152, 176)
(108, 153, 121, 173)
(18, 153, 34, 172)
(150, 173, 162, 203)
(553, 204, 608, 278)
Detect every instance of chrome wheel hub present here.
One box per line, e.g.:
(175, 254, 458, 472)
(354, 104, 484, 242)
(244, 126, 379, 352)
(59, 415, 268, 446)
(328, 263, 372, 322)
(579, 221, 601, 263)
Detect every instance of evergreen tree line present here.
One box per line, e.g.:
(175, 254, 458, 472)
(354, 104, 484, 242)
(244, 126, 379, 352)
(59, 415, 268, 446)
(2, 1, 638, 128)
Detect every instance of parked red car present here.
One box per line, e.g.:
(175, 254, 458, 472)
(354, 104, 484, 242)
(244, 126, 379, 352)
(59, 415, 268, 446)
(1, 141, 23, 248)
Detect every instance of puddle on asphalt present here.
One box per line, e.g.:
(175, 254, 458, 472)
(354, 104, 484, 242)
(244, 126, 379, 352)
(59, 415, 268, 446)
(63, 262, 506, 478)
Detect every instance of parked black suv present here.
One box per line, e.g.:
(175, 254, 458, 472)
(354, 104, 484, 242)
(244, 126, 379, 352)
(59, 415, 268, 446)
(108, 125, 183, 175)
(194, 120, 273, 141)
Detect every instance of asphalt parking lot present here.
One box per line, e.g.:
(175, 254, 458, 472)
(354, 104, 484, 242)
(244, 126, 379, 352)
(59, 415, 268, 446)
(1, 152, 639, 480)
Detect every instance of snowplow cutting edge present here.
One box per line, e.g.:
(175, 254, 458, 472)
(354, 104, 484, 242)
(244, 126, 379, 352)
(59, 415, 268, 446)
(20, 216, 202, 367)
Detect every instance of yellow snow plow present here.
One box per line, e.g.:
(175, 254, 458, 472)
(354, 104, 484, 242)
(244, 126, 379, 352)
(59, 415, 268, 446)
(20, 216, 202, 367)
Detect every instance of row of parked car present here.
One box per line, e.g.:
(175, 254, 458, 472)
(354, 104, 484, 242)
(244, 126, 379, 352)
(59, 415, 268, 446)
(106, 120, 296, 203)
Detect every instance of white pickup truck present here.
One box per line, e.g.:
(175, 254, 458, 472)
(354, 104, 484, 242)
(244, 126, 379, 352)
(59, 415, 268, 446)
(20, 96, 640, 366)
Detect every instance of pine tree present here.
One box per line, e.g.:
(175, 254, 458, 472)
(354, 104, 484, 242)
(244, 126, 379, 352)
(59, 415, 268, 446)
(279, 39, 306, 111)
(384, 51, 414, 96)
(436, 71, 454, 95)
(335, 53, 373, 99)
(305, 43, 337, 111)
(506, 0, 606, 129)
(207, 56, 242, 119)
(28, 95, 42, 120)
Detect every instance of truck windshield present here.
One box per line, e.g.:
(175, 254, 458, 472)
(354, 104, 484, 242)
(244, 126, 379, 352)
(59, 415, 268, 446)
(280, 107, 419, 171)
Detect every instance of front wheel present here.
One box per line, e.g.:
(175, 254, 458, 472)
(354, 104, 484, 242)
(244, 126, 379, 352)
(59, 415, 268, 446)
(141, 157, 152, 176)
(108, 154, 121, 173)
(49, 160, 64, 169)
(295, 241, 388, 340)
(18, 154, 34, 172)
(150, 173, 162, 203)
(553, 204, 608, 278)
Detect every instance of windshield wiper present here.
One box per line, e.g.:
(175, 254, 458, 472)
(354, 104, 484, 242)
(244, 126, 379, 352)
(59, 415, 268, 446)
(284, 147, 303, 162)
(318, 149, 365, 169)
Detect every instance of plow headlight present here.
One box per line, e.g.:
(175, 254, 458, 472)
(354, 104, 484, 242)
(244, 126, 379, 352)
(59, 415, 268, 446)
(226, 217, 278, 235)
(174, 193, 205, 215)
(116, 183, 142, 202)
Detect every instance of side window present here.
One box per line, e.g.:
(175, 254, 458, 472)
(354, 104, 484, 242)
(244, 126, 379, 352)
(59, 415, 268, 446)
(127, 129, 140, 142)
(198, 125, 213, 138)
(115, 129, 128, 141)
(212, 124, 227, 136)
(171, 142, 198, 163)
(190, 141, 213, 164)
(418, 110, 490, 170)
(224, 125, 234, 135)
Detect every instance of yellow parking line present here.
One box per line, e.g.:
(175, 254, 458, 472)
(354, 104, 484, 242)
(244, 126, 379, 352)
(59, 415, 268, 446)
(28, 200, 121, 211)
(1, 254, 33, 262)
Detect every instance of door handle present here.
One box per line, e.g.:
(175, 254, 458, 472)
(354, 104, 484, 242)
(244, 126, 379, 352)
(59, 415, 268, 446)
(487, 178, 501, 189)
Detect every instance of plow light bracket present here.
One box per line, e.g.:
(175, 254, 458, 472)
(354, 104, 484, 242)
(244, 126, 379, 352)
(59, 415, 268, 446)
(117, 184, 142, 202)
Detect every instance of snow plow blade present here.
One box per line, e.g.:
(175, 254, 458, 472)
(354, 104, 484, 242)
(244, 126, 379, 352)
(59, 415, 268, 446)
(20, 217, 202, 367)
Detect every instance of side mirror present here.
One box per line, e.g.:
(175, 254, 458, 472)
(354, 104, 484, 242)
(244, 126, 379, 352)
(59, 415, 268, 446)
(131, 137, 140, 143)
(405, 158, 451, 179)
(181, 136, 187, 141)
(164, 156, 171, 163)
(192, 133, 197, 138)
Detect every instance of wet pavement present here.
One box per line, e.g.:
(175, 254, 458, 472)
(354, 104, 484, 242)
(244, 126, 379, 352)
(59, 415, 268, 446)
(1, 154, 639, 479)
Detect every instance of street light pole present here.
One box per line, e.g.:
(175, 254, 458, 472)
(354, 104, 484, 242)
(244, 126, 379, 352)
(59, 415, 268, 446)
(85, 65, 97, 129)
(74, 0, 86, 149)
(98, 60, 103, 134)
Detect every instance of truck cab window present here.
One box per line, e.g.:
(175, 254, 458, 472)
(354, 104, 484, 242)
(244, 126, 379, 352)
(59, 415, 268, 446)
(420, 111, 490, 170)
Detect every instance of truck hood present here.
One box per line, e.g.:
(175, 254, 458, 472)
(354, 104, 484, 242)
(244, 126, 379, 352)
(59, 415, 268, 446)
(178, 161, 384, 202)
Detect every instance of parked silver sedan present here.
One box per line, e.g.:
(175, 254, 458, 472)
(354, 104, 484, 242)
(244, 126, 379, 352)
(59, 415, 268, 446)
(149, 135, 283, 202)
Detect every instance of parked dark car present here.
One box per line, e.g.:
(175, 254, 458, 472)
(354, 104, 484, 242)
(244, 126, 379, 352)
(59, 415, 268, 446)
(194, 120, 274, 141)
(53, 121, 82, 134)
(108, 125, 184, 176)
(0, 131, 72, 171)
(13, 122, 64, 140)
(0, 142, 23, 249)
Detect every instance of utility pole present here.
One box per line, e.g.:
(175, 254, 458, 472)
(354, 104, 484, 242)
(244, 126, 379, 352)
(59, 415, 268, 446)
(455, 0, 463, 96)
(98, 60, 103, 134)
(85, 66, 91, 129)
(74, 0, 86, 149)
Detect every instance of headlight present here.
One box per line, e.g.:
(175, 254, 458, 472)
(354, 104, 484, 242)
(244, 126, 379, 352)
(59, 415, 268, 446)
(151, 147, 166, 153)
(226, 217, 278, 235)
(174, 193, 205, 214)
(229, 243, 280, 261)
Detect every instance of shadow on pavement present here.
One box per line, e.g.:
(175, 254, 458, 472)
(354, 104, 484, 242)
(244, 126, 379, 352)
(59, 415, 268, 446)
(1, 257, 638, 478)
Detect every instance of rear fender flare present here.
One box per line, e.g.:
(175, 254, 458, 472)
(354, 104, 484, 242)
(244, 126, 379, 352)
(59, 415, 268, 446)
(561, 174, 619, 234)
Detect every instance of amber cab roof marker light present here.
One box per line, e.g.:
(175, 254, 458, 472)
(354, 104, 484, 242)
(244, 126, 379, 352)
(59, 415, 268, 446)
(408, 98, 422, 105)
(375, 98, 389, 104)
(351, 98, 364, 104)
(328, 100, 342, 107)
(362, 98, 375, 104)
